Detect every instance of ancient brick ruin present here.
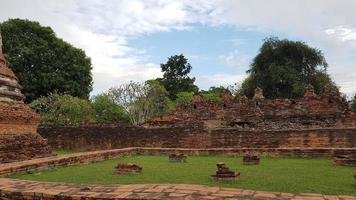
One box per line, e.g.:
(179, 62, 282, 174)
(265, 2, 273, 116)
(169, 153, 187, 162)
(334, 155, 356, 166)
(0, 33, 52, 163)
(115, 163, 142, 174)
(211, 162, 240, 181)
(243, 155, 260, 165)
(148, 85, 356, 130)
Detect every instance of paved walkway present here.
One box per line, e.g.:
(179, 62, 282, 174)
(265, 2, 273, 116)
(1, 178, 356, 200)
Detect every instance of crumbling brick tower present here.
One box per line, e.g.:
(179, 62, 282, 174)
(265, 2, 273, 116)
(0, 32, 52, 163)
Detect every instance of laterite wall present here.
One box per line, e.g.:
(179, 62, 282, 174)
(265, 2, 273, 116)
(39, 125, 356, 152)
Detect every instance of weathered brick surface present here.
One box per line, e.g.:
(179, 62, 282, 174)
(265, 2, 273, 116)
(0, 36, 52, 163)
(38, 86, 356, 155)
(0, 178, 355, 199)
(148, 87, 356, 130)
(39, 125, 356, 155)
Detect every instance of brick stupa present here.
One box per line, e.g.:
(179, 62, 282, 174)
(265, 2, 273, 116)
(0, 32, 51, 163)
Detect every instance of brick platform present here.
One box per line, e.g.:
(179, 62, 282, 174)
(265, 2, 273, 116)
(1, 179, 356, 200)
(1, 148, 356, 199)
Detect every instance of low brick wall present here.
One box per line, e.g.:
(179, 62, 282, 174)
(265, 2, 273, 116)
(39, 125, 356, 152)
(138, 147, 356, 158)
(0, 148, 137, 177)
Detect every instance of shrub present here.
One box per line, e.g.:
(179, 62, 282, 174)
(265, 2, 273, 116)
(30, 93, 95, 125)
(174, 92, 194, 107)
(91, 94, 130, 124)
(201, 92, 221, 101)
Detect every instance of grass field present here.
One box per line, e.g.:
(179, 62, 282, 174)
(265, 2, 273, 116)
(9, 155, 356, 195)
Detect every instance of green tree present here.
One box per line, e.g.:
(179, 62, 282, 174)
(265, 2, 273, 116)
(30, 93, 95, 125)
(351, 94, 356, 110)
(158, 54, 198, 100)
(108, 81, 171, 125)
(241, 37, 337, 99)
(0, 19, 92, 103)
(91, 94, 130, 124)
(174, 91, 194, 107)
(200, 86, 225, 101)
(146, 79, 174, 114)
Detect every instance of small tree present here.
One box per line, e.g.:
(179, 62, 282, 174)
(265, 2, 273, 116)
(227, 82, 242, 97)
(91, 94, 130, 124)
(174, 92, 194, 107)
(146, 79, 174, 114)
(200, 86, 225, 101)
(241, 37, 337, 99)
(30, 93, 95, 125)
(108, 81, 170, 125)
(351, 94, 356, 111)
(158, 54, 198, 100)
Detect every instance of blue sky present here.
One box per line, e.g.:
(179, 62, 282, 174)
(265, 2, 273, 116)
(130, 24, 302, 89)
(0, 0, 355, 96)
(131, 24, 260, 77)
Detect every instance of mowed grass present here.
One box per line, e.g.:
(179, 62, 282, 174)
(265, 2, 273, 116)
(9, 155, 356, 195)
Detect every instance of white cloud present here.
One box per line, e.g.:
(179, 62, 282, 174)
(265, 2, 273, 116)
(0, 0, 355, 96)
(0, 0, 206, 95)
(198, 73, 247, 89)
(219, 50, 248, 67)
(325, 26, 356, 43)
(202, 0, 356, 96)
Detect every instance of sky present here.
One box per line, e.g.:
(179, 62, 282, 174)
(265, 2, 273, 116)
(0, 0, 355, 97)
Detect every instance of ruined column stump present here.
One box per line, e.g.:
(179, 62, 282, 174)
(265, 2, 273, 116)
(211, 162, 240, 181)
(169, 153, 187, 162)
(115, 163, 142, 174)
(243, 155, 260, 165)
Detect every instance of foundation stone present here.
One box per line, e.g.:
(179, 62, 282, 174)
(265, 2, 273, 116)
(115, 163, 142, 174)
(211, 162, 240, 181)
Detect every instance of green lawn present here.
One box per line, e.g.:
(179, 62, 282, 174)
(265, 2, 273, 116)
(9, 155, 356, 195)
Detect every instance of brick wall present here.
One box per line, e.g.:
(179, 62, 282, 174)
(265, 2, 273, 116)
(39, 125, 356, 151)
(148, 86, 356, 130)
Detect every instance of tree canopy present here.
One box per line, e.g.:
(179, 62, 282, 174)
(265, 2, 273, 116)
(30, 93, 95, 125)
(0, 19, 93, 103)
(107, 81, 172, 125)
(157, 54, 198, 100)
(351, 94, 356, 111)
(240, 37, 337, 99)
(91, 94, 130, 124)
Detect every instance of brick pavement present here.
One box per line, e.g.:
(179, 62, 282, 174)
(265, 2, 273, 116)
(0, 178, 356, 200)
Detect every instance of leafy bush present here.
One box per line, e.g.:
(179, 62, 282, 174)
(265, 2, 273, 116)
(91, 94, 130, 124)
(174, 92, 194, 107)
(108, 81, 175, 125)
(30, 93, 95, 125)
(201, 92, 221, 101)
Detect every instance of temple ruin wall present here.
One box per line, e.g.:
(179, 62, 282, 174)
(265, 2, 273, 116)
(39, 125, 356, 157)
